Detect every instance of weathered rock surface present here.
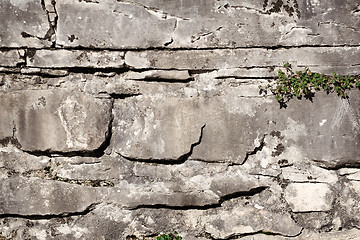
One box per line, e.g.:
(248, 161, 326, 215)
(0, 0, 52, 48)
(55, 0, 360, 48)
(0, 50, 25, 67)
(284, 183, 334, 212)
(27, 50, 125, 69)
(0, 177, 96, 216)
(1, 0, 360, 239)
(125, 47, 360, 70)
(109, 76, 360, 165)
(0, 90, 112, 153)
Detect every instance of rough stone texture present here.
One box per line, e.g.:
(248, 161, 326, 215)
(0, 90, 112, 153)
(55, 0, 360, 48)
(0, 0, 52, 48)
(125, 47, 360, 70)
(0, 50, 25, 67)
(1, 0, 360, 239)
(284, 183, 334, 212)
(27, 50, 125, 69)
(0, 177, 96, 216)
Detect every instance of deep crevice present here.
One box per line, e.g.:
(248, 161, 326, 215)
(126, 77, 194, 83)
(130, 186, 268, 210)
(67, 67, 129, 75)
(117, 124, 206, 165)
(0, 203, 97, 220)
(2, 44, 360, 52)
(109, 93, 141, 99)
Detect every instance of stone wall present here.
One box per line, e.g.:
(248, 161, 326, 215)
(0, 0, 360, 239)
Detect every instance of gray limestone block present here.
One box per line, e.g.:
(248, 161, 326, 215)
(201, 205, 302, 238)
(276, 91, 360, 168)
(0, 89, 112, 153)
(50, 156, 265, 208)
(0, 147, 50, 178)
(0, 0, 52, 48)
(110, 94, 266, 163)
(0, 50, 25, 67)
(56, 0, 176, 48)
(27, 50, 125, 69)
(125, 47, 360, 71)
(109, 78, 360, 165)
(0, 177, 96, 216)
(0, 199, 301, 239)
(284, 183, 334, 212)
(111, 95, 206, 161)
(55, 0, 360, 48)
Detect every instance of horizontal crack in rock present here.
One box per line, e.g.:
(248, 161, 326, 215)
(129, 186, 268, 210)
(109, 93, 141, 99)
(0, 203, 98, 220)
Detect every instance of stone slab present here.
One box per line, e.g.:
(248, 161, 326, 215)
(202, 205, 302, 239)
(0, 50, 25, 67)
(27, 50, 125, 69)
(284, 183, 334, 212)
(125, 47, 360, 71)
(51, 157, 264, 208)
(0, 0, 51, 48)
(282, 165, 338, 183)
(111, 95, 206, 160)
(55, 0, 360, 48)
(124, 70, 192, 81)
(0, 89, 112, 152)
(0, 177, 96, 215)
(110, 74, 360, 165)
(56, 0, 176, 48)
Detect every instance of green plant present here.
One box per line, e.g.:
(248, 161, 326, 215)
(156, 232, 182, 240)
(258, 63, 360, 107)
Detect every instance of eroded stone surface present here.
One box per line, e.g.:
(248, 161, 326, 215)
(285, 183, 334, 212)
(1, 0, 360, 238)
(55, 0, 360, 48)
(0, 50, 25, 67)
(0, 0, 51, 48)
(0, 89, 112, 152)
(0, 177, 96, 215)
(125, 47, 360, 70)
(27, 50, 125, 69)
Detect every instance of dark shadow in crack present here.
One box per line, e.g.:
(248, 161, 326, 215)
(130, 186, 268, 210)
(0, 203, 97, 220)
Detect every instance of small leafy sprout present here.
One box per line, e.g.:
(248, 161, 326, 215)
(259, 63, 360, 107)
(157, 232, 182, 240)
